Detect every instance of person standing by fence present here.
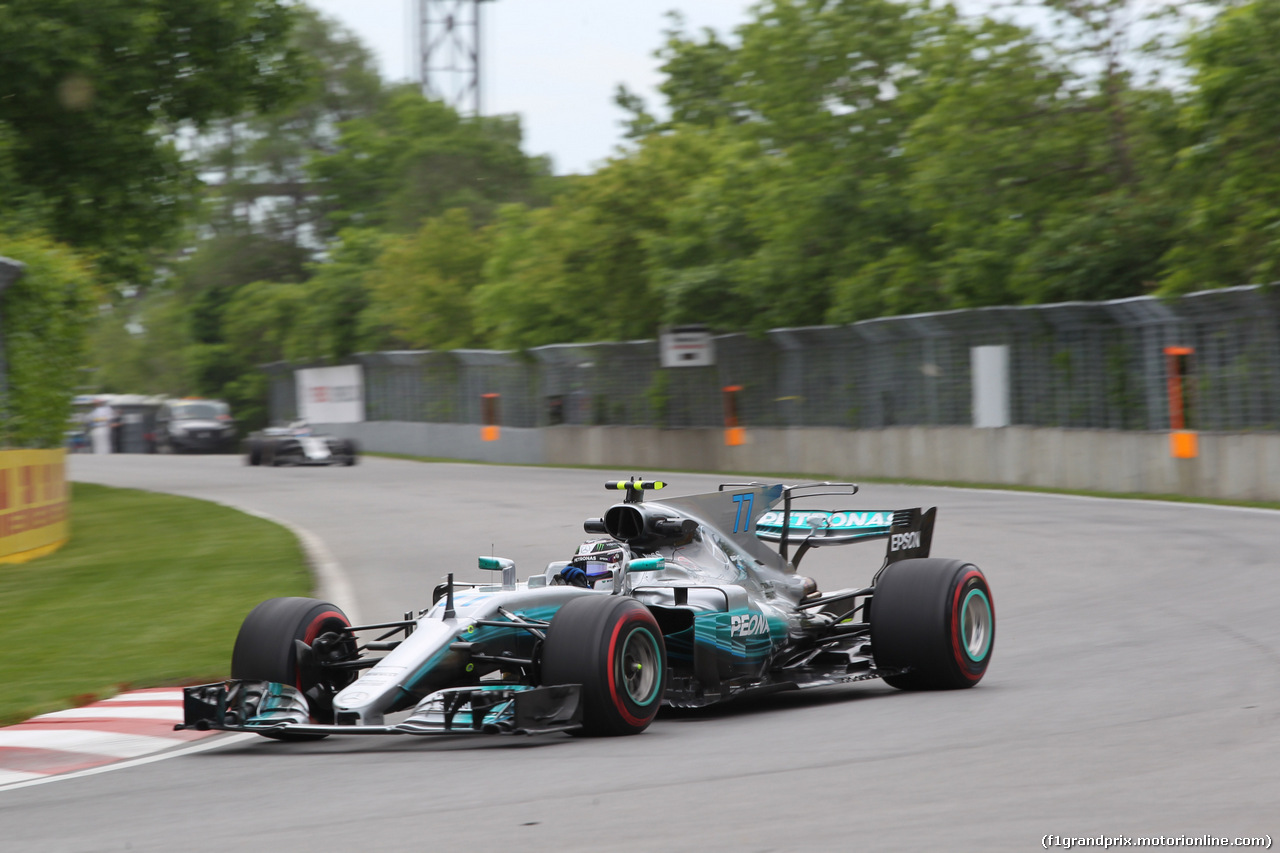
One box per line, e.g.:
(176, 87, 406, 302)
(88, 398, 116, 454)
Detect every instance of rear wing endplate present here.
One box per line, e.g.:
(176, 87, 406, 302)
(882, 506, 936, 565)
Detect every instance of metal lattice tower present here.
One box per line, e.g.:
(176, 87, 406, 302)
(417, 0, 489, 116)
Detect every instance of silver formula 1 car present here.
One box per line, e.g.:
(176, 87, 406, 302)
(244, 423, 358, 467)
(179, 479, 994, 740)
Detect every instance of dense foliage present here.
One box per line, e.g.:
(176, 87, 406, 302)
(0, 0, 308, 284)
(0, 232, 94, 447)
(0, 0, 306, 443)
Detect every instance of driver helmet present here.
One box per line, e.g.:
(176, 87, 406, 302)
(569, 539, 627, 581)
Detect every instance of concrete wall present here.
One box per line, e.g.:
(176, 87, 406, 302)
(318, 421, 1280, 503)
(317, 421, 545, 466)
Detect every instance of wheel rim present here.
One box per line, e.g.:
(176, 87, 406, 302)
(959, 589, 992, 662)
(617, 627, 661, 706)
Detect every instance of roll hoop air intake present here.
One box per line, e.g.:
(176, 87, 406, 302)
(583, 477, 696, 550)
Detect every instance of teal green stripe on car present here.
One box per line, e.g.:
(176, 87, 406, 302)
(404, 604, 562, 692)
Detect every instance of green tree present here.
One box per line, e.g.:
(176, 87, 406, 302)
(179, 233, 315, 302)
(363, 210, 488, 350)
(640, 0, 950, 326)
(642, 133, 774, 330)
(85, 9, 388, 412)
(290, 228, 388, 362)
(193, 6, 387, 257)
(0, 122, 48, 234)
(473, 130, 717, 349)
(88, 291, 192, 395)
(644, 0, 1187, 323)
(0, 231, 95, 447)
(309, 87, 552, 238)
(221, 281, 309, 366)
(1160, 0, 1280, 292)
(0, 0, 309, 284)
(159, 230, 313, 411)
(651, 14, 743, 129)
(995, 0, 1184, 303)
(469, 204, 578, 349)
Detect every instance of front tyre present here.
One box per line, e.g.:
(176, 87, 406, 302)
(541, 596, 666, 736)
(870, 558, 994, 690)
(230, 597, 357, 738)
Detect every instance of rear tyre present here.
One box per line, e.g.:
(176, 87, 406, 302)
(230, 597, 357, 739)
(541, 596, 666, 736)
(870, 558, 994, 690)
(341, 439, 358, 466)
(245, 438, 263, 466)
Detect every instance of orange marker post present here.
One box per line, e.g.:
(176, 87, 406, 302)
(723, 385, 745, 447)
(1164, 347, 1197, 459)
(481, 393, 500, 442)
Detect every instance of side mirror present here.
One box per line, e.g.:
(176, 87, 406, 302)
(478, 556, 517, 590)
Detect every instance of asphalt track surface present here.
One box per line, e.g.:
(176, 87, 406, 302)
(5, 454, 1278, 852)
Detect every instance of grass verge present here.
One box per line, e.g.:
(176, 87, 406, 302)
(0, 483, 311, 726)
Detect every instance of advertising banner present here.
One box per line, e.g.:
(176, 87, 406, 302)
(296, 365, 365, 424)
(0, 448, 69, 563)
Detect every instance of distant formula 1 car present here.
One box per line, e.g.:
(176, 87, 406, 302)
(244, 423, 358, 467)
(179, 478, 994, 740)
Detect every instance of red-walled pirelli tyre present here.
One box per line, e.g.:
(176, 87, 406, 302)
(540, 596, 667, 736)
(230, 597, 357, 739)
(870, 558, 994, 690)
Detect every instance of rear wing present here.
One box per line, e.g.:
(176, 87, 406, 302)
(755, 505, 935, 568)
(715, 481, 935, 569)
(755, 509, 899, 544)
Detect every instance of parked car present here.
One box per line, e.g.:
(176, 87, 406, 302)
(154, 398, 237, 454)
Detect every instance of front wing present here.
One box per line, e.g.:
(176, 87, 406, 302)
(177, 680, 583, 737)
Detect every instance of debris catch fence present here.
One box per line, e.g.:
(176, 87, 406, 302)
(266, 285, 1280, 433)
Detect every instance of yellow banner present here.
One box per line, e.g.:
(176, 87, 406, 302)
(0, 448, 69, 563)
